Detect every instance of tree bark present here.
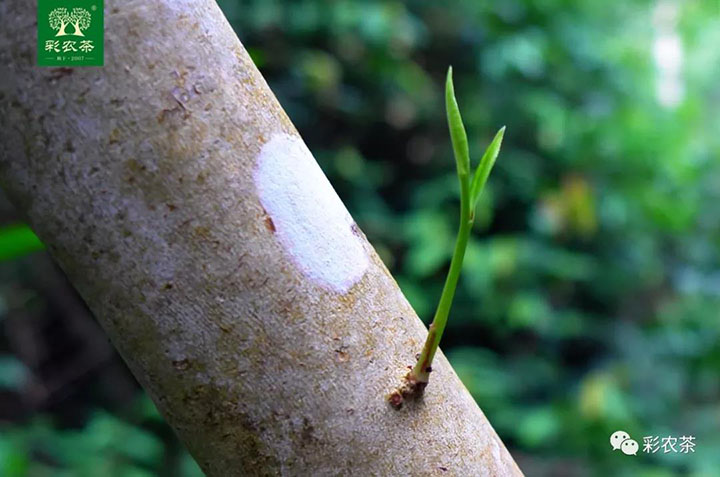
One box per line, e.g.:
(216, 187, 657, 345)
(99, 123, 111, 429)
(0, 1, 523, 476)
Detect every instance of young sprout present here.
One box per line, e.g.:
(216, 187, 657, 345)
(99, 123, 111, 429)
(389, 66, 505, 409)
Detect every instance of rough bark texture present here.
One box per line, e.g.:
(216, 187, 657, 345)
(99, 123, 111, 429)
(0, 1, 524, 476)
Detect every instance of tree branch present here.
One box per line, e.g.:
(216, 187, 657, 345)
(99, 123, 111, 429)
(0, 1, 523, 475)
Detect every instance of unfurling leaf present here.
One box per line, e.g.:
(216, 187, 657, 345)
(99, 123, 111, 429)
(445, 66, 470, 177)
(470, 126, 505, 207)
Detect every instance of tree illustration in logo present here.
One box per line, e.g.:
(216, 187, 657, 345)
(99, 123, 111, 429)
(48, 7, 91, 37)
(69, 8, 91, 37)
(48, 8, 71, 36)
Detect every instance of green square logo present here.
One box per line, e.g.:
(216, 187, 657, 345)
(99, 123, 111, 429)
(37, 0, 104, 67)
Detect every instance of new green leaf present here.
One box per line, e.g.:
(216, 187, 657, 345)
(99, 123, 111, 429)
(445, 67, 470, 177)
(470, 126, 505, 206)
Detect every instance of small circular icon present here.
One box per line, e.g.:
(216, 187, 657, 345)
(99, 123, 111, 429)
(621, 438, 639, 456)
(610, 430, 630, 451)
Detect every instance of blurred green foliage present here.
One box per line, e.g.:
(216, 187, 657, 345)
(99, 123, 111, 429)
(2, 1, 720, 476)
(0, 395, 202, 477)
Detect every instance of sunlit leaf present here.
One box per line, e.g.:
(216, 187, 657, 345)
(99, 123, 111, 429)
(0, 224, 44, 262)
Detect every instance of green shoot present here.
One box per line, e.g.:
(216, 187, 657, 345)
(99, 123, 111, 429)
(389, 66, 505, 408)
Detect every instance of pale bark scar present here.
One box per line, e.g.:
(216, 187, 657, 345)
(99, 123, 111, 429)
(254, 133, 369, 293)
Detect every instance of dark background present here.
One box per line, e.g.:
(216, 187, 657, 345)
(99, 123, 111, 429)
(1, 1, 719, 475)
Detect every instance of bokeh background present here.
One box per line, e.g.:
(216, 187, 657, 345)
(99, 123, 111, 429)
(2, 0, 719, 475)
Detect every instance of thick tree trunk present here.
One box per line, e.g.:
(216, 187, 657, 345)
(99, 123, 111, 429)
(0, 1, 523, 475)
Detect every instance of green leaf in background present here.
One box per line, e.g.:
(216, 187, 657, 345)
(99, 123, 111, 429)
(0, 438, 29, 477)
(0, 224, 44, 262)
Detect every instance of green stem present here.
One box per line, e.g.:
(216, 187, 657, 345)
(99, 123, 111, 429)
(409, 174, 473, 383)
